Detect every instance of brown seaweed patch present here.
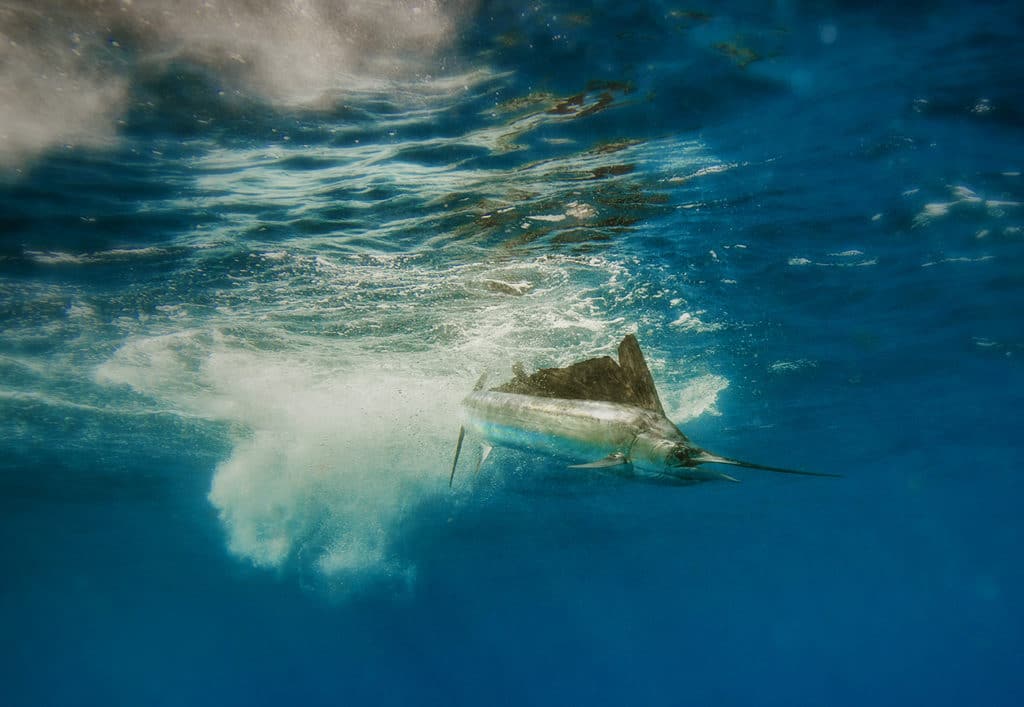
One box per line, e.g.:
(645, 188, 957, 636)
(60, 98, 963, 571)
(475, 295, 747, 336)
(502, 225, 555, 249)
(595, 185, 669, 209)
(715, 41, 761, 68)
(494, 91, 558, 115)
(575, 92, 616, 118)
(547, 86, 621, 119)
(493, 81, 632, 131)
(594, 216, 639, 228)
(551, 230, 613, 245)
(548, 93, 586, 115)
(589, 164, 636, 180)
(590, 138, 646, 155)
(506, 188, 539, 202)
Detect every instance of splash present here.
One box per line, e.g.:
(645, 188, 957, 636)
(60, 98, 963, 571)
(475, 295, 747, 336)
(92, 251, 635, 588)
(668, 373, 729, 423)
(0, 5, 126, 167)
(0, 0, 470, 167)
(205, 365, 464, 583)
(96, 329, 464, 586)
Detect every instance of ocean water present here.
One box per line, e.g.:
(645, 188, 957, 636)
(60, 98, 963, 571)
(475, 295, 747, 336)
(2, 1, 1023, 704)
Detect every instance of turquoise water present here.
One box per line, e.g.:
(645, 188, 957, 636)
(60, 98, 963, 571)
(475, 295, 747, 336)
(2, 1, 1023, 704)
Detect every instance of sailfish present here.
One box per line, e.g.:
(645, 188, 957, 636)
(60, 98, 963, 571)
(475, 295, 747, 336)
(450, 335, 837, 486)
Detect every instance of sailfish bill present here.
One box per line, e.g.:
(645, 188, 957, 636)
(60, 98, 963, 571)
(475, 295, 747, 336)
(691, 452, 841, 478)
(450, 334, 838, 486)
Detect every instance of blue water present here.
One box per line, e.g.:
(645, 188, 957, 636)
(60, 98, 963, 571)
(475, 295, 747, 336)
(2, 1, 1023, 704)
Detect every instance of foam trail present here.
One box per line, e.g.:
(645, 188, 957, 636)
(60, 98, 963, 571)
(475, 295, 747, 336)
(96, 333, 465, 587)
(207, 370, 463, 582)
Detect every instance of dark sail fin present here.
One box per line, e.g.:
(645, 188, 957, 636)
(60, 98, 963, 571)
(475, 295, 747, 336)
(617, 334, 665, 416)
(472, 373, 489, 391)
(490, 335, 667, 413)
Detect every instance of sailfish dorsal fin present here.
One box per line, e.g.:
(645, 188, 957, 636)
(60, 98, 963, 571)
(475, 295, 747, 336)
(491, 334, 666, 415)
(617, 334, 665, 415)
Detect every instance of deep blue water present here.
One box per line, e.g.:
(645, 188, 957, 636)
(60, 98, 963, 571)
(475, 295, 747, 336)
(2, 1, 1023, 705)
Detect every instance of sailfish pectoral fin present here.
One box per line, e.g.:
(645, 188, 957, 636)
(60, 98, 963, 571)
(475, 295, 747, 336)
(694, 451, 841, 478)
(475, 444, 492, 475)
(451, 430, 493, 488)
(569, 452, 632, 470)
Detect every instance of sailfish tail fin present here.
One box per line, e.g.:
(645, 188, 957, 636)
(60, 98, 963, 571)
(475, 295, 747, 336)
(693, 451, 841, 478)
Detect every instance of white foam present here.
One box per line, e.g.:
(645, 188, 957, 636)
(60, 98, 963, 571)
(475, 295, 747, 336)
(25, 251, 85, 265)
(669, 311, 723, 333)
(921, 255, 995, 268)
(0, 388, 105, 413)
(25, 247, 167, 266)
(770, 359, 818, 372)
(65, 300, 97, 321)
(669, 374, 729, 423)
(565, 201, 596, 220)
(1, 0, 471, 167)
(912, 184, 1018, 227)
(206, 368, 461, 577)
(98, 330, 465, 584)
(788, 255, 876, 268)
(914, 202, 950, 226)
(667, 162, 736, 183)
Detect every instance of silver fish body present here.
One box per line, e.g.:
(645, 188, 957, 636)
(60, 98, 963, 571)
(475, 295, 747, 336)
(448, 335, 837, 486)
(463, 390, 720, 482)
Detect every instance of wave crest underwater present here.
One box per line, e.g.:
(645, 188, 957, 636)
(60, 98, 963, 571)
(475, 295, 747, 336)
(0, 0, 471, 167)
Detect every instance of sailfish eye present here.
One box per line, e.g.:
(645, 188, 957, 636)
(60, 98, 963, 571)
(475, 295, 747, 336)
(671, 445, 699, 467)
